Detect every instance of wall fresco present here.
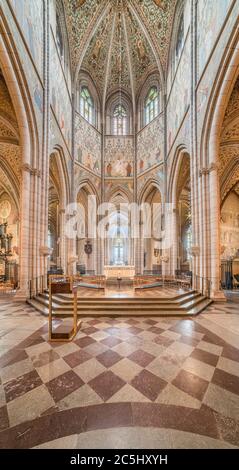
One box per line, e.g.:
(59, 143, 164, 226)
(167, 33, 190, 152)
(196, 0, 239, 151)
(75, 114, 101, 175)
(137, 165, 164, 198)
(50, 33, 72, 151)
(74, 163, 101, 197)
(9, 0, 43, 78)
(105, 137, 134, 178)
(197, 0, 232, 78)
(105, 180, 134, 200)
(49, 113, 72, 186)
(137, 115, 164, 174)
(3, 1, 43, 146)
(167, 0, 191, 92)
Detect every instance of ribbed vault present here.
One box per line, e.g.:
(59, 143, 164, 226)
(64, 0, 177, 98)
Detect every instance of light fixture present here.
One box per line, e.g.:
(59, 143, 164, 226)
(0, 222, 13, 257)
(0, 222, 13, 282)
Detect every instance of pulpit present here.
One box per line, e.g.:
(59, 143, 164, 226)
(48, 275, 81, 342)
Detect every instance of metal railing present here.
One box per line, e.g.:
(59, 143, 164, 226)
(26, 272, 216, 300)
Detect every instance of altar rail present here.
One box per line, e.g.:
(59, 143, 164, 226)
(134, 275, 192, 289)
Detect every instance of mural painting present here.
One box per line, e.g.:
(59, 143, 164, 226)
(137, 115, 164, 174)
(105, 137, 134, 178)
(167, 33, 190, 151)
(197, 0, 232, 78)
(74, 164, 101, 198)
(75, 115, 101, 175)
(137, 165, 164, 197)
(196, 0, 238, 149)
(4, 2, 44, 144)
(105, 180, 134, 199)
(50, 34, 72, 150)
(9, 0, 44, 78)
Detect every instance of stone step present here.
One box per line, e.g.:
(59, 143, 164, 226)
(188, 298, 213, 315)
(38, 290, 198, 305)
(27, 292, 212, 317)
(32, 297, 202, 311)
(27, 299, 200, 318)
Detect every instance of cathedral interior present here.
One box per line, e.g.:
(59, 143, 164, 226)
(0, 0, 239, 450)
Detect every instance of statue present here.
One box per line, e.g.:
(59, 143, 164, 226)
(137, 39, 146, 61)
(126, 162, 132, 177)
(106, 163, 112, 177)
(116, 53, 123, 73)
(92, 39, 102, 60)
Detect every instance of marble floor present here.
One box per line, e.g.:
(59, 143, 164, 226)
(76, 285, 185, 298)
(0, 296, 239, 449)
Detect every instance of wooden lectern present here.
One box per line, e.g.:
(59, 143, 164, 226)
(48, 275, 81, 342)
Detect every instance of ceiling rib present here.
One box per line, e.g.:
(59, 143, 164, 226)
(122, 9, 136, 115)
(102, 10, 117, 112)
(127, 0, 165, 93)
(73, 0, 111, 87)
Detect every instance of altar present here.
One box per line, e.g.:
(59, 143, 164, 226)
(104, 265, 135, 279)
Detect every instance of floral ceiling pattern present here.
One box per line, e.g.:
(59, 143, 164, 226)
(64, 0, 177, 97)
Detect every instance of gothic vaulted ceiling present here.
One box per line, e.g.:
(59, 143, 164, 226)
(64, 0, 177, 99)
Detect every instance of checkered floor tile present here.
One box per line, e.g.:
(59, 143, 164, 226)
(0, 296, 239, 448)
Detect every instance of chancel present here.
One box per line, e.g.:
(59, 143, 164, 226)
(0, 0, 239, 451)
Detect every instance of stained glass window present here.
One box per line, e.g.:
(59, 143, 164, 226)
(113, 104, 127, 135)
(80, 86, 94, 124)
(144, 86, 159, 125)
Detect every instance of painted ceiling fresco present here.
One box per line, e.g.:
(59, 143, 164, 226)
(64, 0, 177, 97)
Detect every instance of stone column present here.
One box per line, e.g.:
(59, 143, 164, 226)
(208, 164, 225, 300)
(59, 208, 66, 273)
(171, 207, 178, 276)
(15, 166, 31, 298)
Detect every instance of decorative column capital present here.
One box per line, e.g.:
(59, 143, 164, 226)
(189, 246, 200, 257)
(208, 162, 218, 173)
(199, 163, 218, 177)
(22, 163, 41, 177)
(199, 167, 209, 177)
(40, 246, 52, 257)
(68, 255, 78, 264)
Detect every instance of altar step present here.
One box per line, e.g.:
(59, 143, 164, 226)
(27, 290, 212, 317)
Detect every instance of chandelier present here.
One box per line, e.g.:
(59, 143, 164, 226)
(0, 222, 13, 260)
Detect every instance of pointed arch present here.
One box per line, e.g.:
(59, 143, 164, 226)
(139, 178, 162, 205)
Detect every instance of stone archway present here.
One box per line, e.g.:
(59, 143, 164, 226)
(138, 181, 162, 275)
(0, 23, 40, 297)
(104, 190, 131, 268)
(76, 182, 99, 274)
(48, 150, 70, 275)
(0, 68, 21, 289)
(168, 149, 191, 277)
(200, 27, 239, 299)
(219, 78, 239, 290)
